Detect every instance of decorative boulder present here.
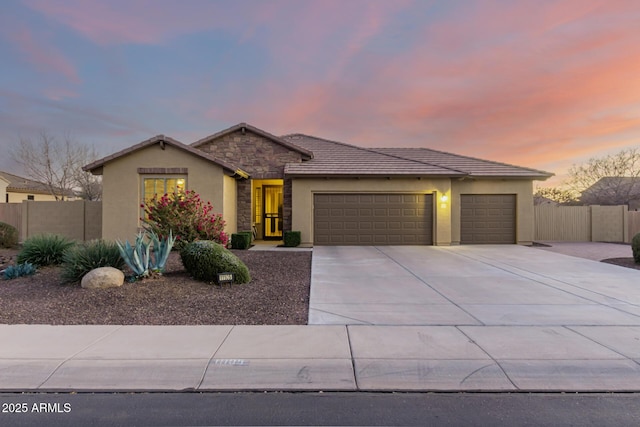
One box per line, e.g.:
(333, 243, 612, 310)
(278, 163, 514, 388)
(81, 267, 125, 289)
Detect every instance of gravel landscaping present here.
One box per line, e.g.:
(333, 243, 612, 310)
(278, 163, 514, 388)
(2, 243, 637, 327)
(0, 248, 311, 325)
(602, 257, 640, 271)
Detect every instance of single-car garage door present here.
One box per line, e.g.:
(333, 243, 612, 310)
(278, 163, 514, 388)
(314, 193, 433, 245)
(460, 194, 516, 244)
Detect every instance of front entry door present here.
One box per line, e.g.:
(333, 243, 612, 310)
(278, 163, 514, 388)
(263, 185, 283, 240)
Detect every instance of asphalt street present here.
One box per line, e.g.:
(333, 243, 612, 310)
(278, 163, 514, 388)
(1, 392, 640, 426)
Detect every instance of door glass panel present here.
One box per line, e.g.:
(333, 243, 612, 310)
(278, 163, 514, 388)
(263, 186, 283, 239)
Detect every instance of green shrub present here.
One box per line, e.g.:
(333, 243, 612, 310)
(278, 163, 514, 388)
(61, 240, 126, 283)
(283, 231, 301, 247)
(0, 222, 18, 248)
(17, 234, 75, 266)
(180, 240, 250, 284)
(230, 233, 251, 250)
(141, 190, 228, 250)
(632, 233, 640, 263)
(2, 262, 37, 280)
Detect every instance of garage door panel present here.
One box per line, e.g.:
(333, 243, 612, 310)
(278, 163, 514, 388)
(315, 194, 331, 204)
(359, 195, 373, 203)
(460, 194, 515, 244)
(314, 193, 433, 245)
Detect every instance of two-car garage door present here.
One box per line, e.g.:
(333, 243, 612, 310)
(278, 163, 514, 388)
(313, 193, 516, 245)
(314, 193, 433, 245)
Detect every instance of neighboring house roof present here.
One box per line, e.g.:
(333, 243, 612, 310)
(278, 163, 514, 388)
(581, 177, 640, 205)
(283, 134, 553, 179)
(192, 122, 314, 159)
(83, 135, 250, 178)
(0, 170, 71, 196)
(533, 195, 559, 206)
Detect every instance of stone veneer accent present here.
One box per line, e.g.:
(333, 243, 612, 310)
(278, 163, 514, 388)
(197, 130, 304, 232)
(282, 178, 293, 232)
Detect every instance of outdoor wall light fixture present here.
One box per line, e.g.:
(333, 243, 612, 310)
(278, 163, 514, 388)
(440, 194, 448, 209)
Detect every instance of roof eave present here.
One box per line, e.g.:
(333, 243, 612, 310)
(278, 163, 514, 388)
(464, 173, 554, 180)
(83, 135, 243, 175)
(284, 172, 466, 179)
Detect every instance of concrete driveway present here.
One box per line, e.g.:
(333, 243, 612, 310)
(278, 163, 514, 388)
(309, 245, 640, 326)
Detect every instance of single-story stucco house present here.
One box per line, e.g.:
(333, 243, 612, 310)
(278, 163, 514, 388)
(84, 122, 553, 246)
(0, 170, 73, 202)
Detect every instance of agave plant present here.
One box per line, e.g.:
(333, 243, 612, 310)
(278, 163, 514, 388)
(116, 232, 151, 278)
(149, 230, 175, 272)
(2, 262, 37, 280)
(116, 230, 175, 279)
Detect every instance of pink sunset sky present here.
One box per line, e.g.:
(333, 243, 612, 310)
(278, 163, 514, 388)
(1, 0, 639, 186)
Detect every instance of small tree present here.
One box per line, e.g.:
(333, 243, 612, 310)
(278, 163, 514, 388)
(11, 131, 102, 200)
(141, 190, 228, 250)
(567, 148, 640, 205)
(534, 186, 579, 205)
(74, 145, 102, 201)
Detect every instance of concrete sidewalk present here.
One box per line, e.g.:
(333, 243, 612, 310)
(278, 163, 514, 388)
(2, 323, 640, 392)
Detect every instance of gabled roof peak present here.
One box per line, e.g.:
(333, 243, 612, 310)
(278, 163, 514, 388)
(83, 134, 248, 178)
(193, 123, 313, 159)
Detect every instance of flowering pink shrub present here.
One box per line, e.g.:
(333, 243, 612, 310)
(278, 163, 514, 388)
(141, 190, 228, 249)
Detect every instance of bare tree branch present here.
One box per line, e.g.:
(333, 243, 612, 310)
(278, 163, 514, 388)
(534, 186, 579, 205)
(566, 148, 640, 205)
(11, 131, 102, 201)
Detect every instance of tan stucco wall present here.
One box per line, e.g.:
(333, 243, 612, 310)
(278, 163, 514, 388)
(0, 178, 8, 202)
(451, 179, 535, 245)
(292, 177, 536, 246)
(222, 174, 237, 235)
(101, 143, 228, 241)
(291, 178, 452, 245)
(21, 200, 102, 241)
(7, 191, 59, 202)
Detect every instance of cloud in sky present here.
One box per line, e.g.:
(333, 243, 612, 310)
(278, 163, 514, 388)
(0, 0, 639, 186)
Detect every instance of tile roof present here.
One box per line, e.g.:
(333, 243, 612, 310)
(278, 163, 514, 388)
(283, 134, 552, 179)
(82, 124, 552, 181)
(0, 170, 70, 195)
(373, 147, 553, 179)
(83, 135, 249, 178)
(282, 134, 466, 177)
(581, 177, 640, 204)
